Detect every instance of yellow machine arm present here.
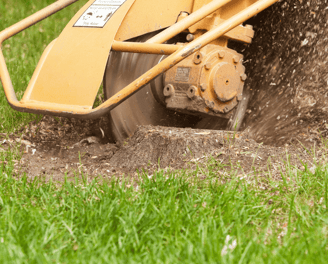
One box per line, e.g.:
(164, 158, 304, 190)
(0, 0, 278, 119)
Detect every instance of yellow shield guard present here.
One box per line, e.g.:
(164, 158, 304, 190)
(22, 0, 136, 109)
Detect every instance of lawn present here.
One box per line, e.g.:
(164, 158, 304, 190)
(1, 159, 328, 263)
(1, 0, 328, 263)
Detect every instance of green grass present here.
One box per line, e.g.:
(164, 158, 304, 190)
(0, 156, 328, 263)
(0, 0, 88, 132)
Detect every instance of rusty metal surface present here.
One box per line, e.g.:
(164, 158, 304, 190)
(199, 46, 245, 113)
(164, 44, 245, 117)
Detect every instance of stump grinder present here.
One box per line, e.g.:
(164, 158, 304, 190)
(0, 0, 279, 142)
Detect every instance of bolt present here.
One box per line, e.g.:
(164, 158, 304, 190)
(233, 56, 240, 64)
(224, 106, 229, 113)
(200, 83, 207, 92)
(163, 84, 175, 97)
(218, 51, 225, 58)
(186, 34, 195, 42)
(241, 74, 247, 81)
(209, 101, 215, 109)
(187, 86, 197, 99)
(193, 52, 203, 65)
(237, 94, 243, 101)
(205, 62, 212, 70)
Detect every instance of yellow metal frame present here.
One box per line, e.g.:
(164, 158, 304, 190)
(0, 0, 278, 119)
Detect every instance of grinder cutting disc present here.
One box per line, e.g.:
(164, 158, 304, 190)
(103, 33, 247, 143)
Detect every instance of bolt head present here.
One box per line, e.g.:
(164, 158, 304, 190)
(206, 100, 214, 109)
(218, 51, 225, 58)
(193, 52, 203, 65)
(233, 56, 240, 64)
(200, 83, 206, 92)
(237, 94, 243, 101)
(163, 84, 175, 97)
(224, 106, 229, 113)
(240, 74, 247, 81)
(187, 86, 197, 99)
(186, 34, 195, 42)
(205, 62, 212, 70)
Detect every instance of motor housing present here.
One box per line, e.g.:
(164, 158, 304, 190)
(163, 44, 246, 118)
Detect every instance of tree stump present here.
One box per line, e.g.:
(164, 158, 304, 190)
(109, 126, 234, 170)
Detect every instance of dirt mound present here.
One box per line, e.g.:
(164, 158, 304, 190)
(241, 0, 328, 146)
(2, 116, 318, 181)
(109, 125, 316, 176)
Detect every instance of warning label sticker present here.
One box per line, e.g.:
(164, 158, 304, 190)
(74, 0, 127, 28)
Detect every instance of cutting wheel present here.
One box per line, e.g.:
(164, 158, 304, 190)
(103, 33, 247, 143)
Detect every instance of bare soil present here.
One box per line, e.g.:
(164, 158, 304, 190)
(0, 115, 321, 183)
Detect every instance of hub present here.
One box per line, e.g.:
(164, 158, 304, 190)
(163, 44, 246, 118)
